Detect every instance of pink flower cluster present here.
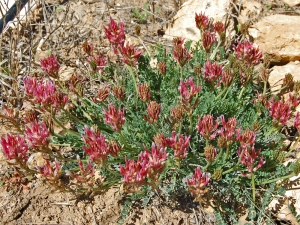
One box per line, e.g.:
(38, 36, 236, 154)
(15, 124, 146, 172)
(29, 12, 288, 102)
(267, 98, 292, 126)
(0, 134, 28, 167)
(173, 37, 191, 67)
(40, 55, 60, 78)
(166, 131, 190, 160)
(37, 159, 62, 183)
(82, 126, 120, 164)
(120, 143, 167, 187)
(144, 101, 161, 124)
(103, 103, 125, 132)
(197, 114, 219, 140)
(238, 145, 265, 176)
(87, 55, 107, 73)
(233, 39, 262, 66)
(104, 18, 142, 67)
(203, 61, 223, 85)
(23, 77, 68, 110)
(179, 77, 201, 105)
(25, 121, 50, 148)
(186, 167, 210, 197)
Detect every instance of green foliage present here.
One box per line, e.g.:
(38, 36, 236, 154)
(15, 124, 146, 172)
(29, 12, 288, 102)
(2, 15, 300, 225)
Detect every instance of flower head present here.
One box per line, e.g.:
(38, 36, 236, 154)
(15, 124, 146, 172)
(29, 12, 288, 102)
(25, 121, 50, 148)
(112, 85, 126, 101)
(218, 116, 237, 142)
(187, 167, 210, 197)
(268, 98, 292, 126)
(37, 159, 61, 182)
(0, 134, 28, 166)
(87, 55, 107, 73)
(82, 42, 94, 56)
(202, 31, 216, 52)
(40, 54, 60, 78)
(103, 103, 125, 132)
(213, 21, 225, 35)
(144, 101, 161, 124)
(233, 39, 262, 66)
(82, 126, 109, 164)
(120, 158, 148, 186)
(195, 12, 209, 31)
(138, 83, 151, 102)
(166, 131, 190, 160)
(203, 60, 223, 84)
(179, 77, 201, 105)
(94, 86, 110, 102)
(157, 61, 166, 75)
(173, 38, 191, 67)
(238, 145, 265, 176)
(103, 17, 125, 53)
(197, 114, 219, 140)
(120, 43, 143, 67)
(204, 145, 217, 162)
(236, 128, 256, 147)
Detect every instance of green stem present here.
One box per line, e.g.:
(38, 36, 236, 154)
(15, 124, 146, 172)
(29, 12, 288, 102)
(238, 86, 246, 99)
(224, 145, 230, 161)
(263, 81, 267, 96)
(215, 87, 228, 101)
(257, 172, 295, 185)
(180, 66, 183, 79)
(126, 64, 139, 98)
(251, 172, 256, 204)
(62, 109, 86, 125)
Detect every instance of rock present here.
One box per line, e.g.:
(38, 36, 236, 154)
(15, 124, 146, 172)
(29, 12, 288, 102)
(238, 0, 262, 24)
(268, 61, 300, 93)
(282, 0, 300, 7)
(164, 0, 233, 42)
(249, 15, 300, 63)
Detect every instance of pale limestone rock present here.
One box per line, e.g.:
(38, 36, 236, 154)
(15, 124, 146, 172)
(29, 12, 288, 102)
(249, 15, 300, 63)
(282, 0, 300, 7)
(238, 0, 262, 24)
(268, 61, 300, 93)
(164, 0, 232, 42)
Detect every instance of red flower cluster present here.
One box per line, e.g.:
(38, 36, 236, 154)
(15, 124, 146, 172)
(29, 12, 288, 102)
(40, 54, 60, 78)
(197, 114, 219, 140)
(179, 77, 201, 105)
(233, 39, 262, 66)
(82, 126, 120, 164)
(186, 167, 210, 197)
(173, 37, 191, 67)
(267, 98, 292, 126)
(166, 131, 190, 160)
(103, 17, 125, 52)
(0, 134, 28, 167)
(195, 12, 209, 31)
(66, 155, 95, 187)
(25, 121, 50, 148)
(203, 60, 223, 84)
(138, 83, 151, 102)
(144, 101, 161, 124)
(103, 103, 125, 132)
(37, 159, 62, 183)
(104, 18, 142, 67)
(23, 77, 68, 110)
(238, 145, 265, 176)
(120, 143, 167, 187)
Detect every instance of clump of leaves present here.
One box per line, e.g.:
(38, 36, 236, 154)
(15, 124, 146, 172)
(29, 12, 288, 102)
(1, 14, 299, 224)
